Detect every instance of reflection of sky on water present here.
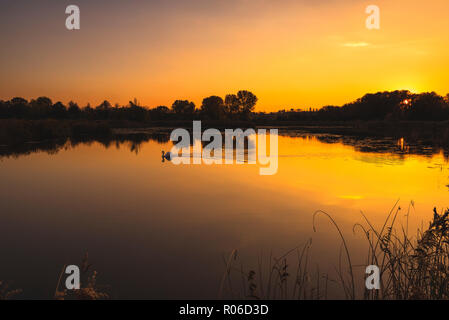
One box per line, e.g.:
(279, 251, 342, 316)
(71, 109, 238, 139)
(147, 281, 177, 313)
(0, 131, 448, 299)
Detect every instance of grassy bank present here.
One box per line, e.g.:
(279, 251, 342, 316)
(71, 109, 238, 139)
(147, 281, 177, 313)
(0, 119, 257, 145)
(2, 119, 449, 142)
(0, 119, 114, 145)
(271, 120, 449, 147)
(1, 118, 448, 165)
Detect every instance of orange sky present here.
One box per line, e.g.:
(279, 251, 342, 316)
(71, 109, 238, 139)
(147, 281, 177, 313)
(0, 0, 448, 111)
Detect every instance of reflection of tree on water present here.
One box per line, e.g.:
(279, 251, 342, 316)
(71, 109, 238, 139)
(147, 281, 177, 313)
(279, 131, 449, 160)
(1, 129, 449, 162)
(0, 132, 171, 159)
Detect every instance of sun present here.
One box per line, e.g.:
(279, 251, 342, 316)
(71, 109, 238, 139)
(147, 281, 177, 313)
(396, 86, 418, 94)
(388, 79, 422, 94)
(394, 82, 424, 94)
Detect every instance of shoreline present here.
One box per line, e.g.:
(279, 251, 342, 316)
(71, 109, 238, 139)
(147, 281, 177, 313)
(1, 118, 448, 145)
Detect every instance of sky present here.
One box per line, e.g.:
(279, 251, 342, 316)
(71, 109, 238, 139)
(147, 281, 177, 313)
(0, 0, 448, 112)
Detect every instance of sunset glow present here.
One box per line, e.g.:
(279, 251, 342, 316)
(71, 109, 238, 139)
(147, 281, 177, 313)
(1, 0, 448, 111)
(3, 0, 449, 303)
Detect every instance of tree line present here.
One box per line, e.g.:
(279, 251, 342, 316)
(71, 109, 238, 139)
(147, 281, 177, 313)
(271, 91, 449, 122)
(0, 90, 258, 122)
(2, 90, 449, 123)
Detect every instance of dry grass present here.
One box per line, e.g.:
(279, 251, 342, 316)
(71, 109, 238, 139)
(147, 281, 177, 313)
(54, 252, 109, 300)
(0, 281, 22, 300)
(220, 205, 449, 300)
(360, 204, 449, 299)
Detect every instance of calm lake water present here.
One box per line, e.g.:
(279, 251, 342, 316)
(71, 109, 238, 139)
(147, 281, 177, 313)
(0, 130, 448, 299)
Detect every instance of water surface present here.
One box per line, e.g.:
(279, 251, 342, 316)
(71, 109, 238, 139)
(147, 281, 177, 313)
(0, 131, 448, 299)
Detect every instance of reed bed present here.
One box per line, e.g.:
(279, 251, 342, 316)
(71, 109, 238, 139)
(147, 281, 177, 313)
(220, 205, 449, 300)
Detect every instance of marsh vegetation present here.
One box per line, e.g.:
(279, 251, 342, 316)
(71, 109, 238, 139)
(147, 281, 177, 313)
(220, 206, 449, 300)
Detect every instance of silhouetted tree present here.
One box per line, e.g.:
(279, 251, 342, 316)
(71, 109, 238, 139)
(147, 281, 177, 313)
(407, 92, 449, 121)
(237, 90, 258, 119)
(225, 94, 240, 116)
(3, 90, 448, 123)
(129, 98, 140, 108)
(52, 101, 67, 119)
(84, 103, 93, 113)
(83, 103, 94, 120)
(10, 97, 30, 118)
(355, 91, 410, 120)
(126, 99, 148, 122)
(201, 96, 225, 120)
(95, 100, 112, 119)
(68, 101, 81, 118)
(96, 100, 112, 110)
(149, 106, 171, 120)
(223, 91, 258, 120)
(155, 106, 169, 113)
(171, 100, 195, 116)
(30, 97, 52, 119)
(0, 100, 7, 118)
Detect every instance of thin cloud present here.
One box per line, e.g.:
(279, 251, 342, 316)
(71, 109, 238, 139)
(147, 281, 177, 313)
(342, 42, 371, 48)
